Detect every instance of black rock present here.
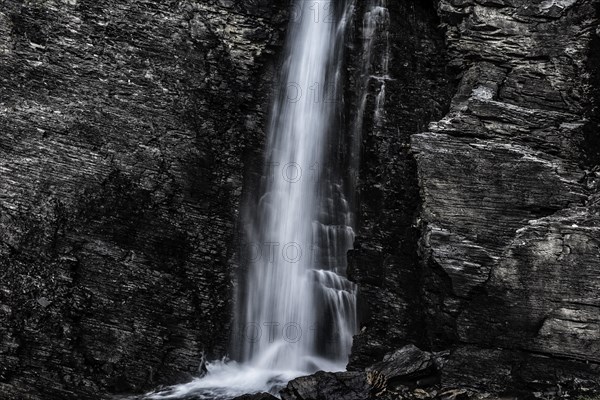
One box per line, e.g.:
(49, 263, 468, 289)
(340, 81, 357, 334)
(233, 393, 278, 400)
(280, 371, 370, 400)
(367, 345, 437, 393)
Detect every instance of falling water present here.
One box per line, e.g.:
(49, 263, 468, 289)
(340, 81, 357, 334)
(352, 0, 390, 158)
(237, 0, 357, 372)
(371, 2, 390, 127)
(140, 1, 364, 398)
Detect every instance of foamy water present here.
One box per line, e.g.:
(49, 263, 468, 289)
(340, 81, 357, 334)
(140, 358, 344, 399)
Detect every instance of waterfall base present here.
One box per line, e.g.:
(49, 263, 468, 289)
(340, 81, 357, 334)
(138, 359, 346, 400)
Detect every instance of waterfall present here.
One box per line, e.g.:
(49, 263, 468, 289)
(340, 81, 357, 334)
(352, 0, 390, 165)
(140, 1, 367, 398)
(236, 0, 357, 372)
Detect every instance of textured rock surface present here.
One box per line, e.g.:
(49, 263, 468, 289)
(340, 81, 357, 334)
(367, 344, 436, 393)
(280, 371, 370, 400)
(347, 0, 455, 370)
(347, 0, 600, 396)
(0, 0, 287, 398)
(410, 0, 600, 394)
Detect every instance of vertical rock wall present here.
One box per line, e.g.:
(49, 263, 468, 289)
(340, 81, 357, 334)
(0, 1, 287, 398)
(411, 0, 600, 393)
(347, 0, 455, 369)
(350, 0, 600, 394)
(351, 0, 600, 391)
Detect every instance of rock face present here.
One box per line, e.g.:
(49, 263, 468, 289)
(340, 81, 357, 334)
(350, 0, 600, 396)
(346, 0, 456, 370)
(410, 0, 600, 394)
(0, 0, 287, 398)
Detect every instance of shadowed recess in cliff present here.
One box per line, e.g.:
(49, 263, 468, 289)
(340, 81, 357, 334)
(346, 0, 455, 369)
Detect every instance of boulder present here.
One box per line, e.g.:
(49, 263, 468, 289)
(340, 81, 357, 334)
(280, 371, 369, 400)
(233, 393, 278, 400)
(367, 345, 437, 393)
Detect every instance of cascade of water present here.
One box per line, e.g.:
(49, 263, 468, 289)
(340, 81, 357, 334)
(371, 3, 390, 127)
(351, 0, 391, 173)
(139, 1, 382, 398)
(237, 0, 357, 373)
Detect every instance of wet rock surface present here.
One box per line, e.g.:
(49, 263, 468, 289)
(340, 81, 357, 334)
(277, 345, 466, 400)
(346, 0, 456, 370)
(279, 345, 599, 400)
(0, 0, 287, 398)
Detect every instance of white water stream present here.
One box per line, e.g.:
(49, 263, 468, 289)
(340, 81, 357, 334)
(139, 1, 390, 398)
(236, 0, 356, 374)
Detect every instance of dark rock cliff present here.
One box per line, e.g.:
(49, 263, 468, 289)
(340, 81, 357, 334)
(347, 0, 456, 370)
(350, 0, 600, 396)
(1, 0, 599, 399)
(415, 0, 600, 394)
(0, 0, 287, 398)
